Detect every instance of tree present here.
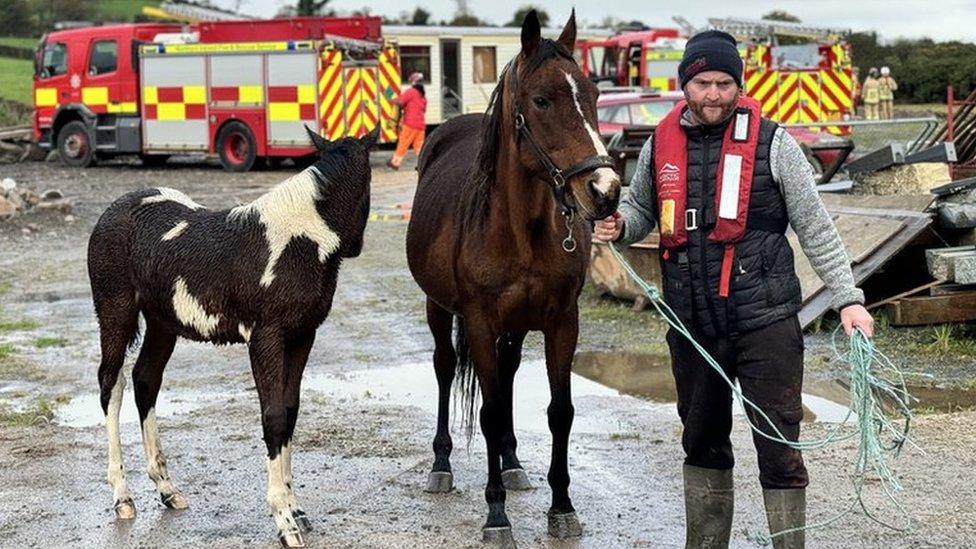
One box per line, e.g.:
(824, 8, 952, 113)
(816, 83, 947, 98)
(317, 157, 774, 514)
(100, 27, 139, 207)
(295, 0, 332, 16)
(506, 6, 548, 28)
(410, 6, 431, 25)
(449, 0, 482, 26)
(449, 14, 482, 26)
(0, 0, 33, 36)
(761, 10, 801, 23)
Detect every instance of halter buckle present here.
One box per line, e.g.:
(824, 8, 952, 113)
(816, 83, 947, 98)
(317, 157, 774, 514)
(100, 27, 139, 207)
(551, 170, 566, 188)
(514, 113, 526, 130)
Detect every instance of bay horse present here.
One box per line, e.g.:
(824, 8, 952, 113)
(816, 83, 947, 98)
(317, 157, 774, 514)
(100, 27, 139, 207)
(405, 10, 621, 545)
(88, 127, 376, 548)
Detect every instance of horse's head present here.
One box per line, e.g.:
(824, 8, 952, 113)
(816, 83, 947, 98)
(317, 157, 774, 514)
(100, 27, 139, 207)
(508, 10, 621, 220)
(305, 126, 377, 258)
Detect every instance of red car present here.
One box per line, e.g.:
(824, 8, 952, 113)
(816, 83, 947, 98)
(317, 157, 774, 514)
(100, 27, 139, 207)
(596, 92, 847, 176)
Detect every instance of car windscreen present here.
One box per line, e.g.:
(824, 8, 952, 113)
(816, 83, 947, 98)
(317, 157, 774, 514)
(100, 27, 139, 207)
(629, 100, 675, 126)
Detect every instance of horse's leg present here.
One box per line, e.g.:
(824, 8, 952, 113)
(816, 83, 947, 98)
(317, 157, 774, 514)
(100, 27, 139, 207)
(498, 331, 532, 491)
(96, 292, 140, 520)
(543, 313, 583, 539)
(425, 298, 456, 493)
(466, 317, 515, 547)
(132, 319, 184, 509)
(249, 326, 304, 548)
(282, 330, 315, 533)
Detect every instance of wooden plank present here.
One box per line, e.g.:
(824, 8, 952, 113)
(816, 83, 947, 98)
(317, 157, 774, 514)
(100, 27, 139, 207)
(798, 214, 933, 328)
(0, 126, 31, 141)
(819, 193, 934, 212)
(790, 214, 903, 302)
(931, 282, 976, 296)
(866, 280, 945, 310)
(588, 241, 662, 302)
(886, 292, 976, 325)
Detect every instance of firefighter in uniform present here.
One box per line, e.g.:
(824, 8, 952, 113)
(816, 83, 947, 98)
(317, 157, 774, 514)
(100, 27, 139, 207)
(862, 67, 881, 120)
(594, 31, 875, 548)
(879, 66, 898, 120)
(388, 72, 428, 170)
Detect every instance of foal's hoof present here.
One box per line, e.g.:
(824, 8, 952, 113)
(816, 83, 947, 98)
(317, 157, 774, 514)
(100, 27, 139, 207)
(547, 510, 583, 539)
(278, 530, 306, 548)
(501, 468, 532, 491)
(425, 471, 454, 493)
(161, 491, 189, 510)
(482, 525, 517, 548)
(292, 509, 312, 533)
(114, 498, 136, 520)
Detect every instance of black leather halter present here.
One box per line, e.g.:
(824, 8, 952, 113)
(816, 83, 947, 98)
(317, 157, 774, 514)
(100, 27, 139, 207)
(507, 58, 616, 221)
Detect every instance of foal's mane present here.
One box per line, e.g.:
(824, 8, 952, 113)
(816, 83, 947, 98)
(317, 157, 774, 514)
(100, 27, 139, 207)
(459, 38, 575, 229)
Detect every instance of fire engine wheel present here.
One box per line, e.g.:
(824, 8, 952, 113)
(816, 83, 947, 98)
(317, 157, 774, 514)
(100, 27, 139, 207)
(57, 121, 95, 168)
(217, 121, 256, 172)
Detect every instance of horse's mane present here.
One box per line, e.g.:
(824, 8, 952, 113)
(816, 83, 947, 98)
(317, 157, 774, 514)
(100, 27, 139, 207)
(460, 39, 575, 229)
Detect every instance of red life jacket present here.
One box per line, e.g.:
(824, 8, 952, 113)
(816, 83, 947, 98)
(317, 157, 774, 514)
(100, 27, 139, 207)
(653, 96, 763, 298)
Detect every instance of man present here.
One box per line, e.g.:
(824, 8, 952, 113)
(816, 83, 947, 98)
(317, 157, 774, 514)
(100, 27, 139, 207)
(388, 72, 428, 170)
(862, 68, 881, 120)
(879, 66, 898, 120)
(593, 31, 874, 548)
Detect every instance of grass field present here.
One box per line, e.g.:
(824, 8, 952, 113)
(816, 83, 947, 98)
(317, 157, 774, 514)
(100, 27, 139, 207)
(0, 36, 39, 49)
(0, 57, 34, 106)
(96, 0, 159, 21)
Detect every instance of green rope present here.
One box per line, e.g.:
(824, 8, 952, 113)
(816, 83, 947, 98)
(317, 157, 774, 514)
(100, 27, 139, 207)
(606, 243, 915, 544)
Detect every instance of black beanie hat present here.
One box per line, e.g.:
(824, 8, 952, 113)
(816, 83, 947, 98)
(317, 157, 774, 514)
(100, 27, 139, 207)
(678, 30, 743, 88)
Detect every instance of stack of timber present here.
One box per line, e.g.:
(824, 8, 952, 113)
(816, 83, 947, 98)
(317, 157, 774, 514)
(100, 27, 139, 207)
(878, 245, 976, 326)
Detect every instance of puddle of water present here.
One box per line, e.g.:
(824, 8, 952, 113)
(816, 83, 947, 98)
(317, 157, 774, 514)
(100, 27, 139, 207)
(805, 379, 976, 416)
(305, 360, 635, 435)
(572, 352, 856, 424)
(56, 389, 236, 428)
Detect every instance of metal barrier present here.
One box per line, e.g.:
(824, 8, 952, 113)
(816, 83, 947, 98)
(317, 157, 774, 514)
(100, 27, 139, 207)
(781, 117, 940, 155)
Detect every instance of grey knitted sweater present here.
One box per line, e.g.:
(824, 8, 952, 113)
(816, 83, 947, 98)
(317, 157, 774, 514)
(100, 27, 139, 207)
(617, 125, 864, 311)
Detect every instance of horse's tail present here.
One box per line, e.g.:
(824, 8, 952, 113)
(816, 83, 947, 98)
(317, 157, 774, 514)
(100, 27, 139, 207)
(453, 316, 479, 442)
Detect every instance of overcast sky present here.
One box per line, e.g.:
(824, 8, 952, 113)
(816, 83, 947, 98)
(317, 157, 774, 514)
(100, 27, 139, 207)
(216, 0, 976, 42)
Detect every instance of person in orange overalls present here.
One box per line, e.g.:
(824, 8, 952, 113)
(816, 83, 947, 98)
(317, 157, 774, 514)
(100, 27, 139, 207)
(388, 72, 428, 170)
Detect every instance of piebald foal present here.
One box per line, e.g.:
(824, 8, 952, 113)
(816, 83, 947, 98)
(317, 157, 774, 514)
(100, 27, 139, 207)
(88, 128, 375, 547)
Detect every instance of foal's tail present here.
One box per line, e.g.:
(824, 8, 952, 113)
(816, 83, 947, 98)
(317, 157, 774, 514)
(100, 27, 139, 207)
(452, 317, 479, 442)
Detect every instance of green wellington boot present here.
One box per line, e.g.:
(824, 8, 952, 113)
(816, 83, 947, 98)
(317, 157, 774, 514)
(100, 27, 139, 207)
(683, 464, 734, 548)
(763, 488, 806, 549)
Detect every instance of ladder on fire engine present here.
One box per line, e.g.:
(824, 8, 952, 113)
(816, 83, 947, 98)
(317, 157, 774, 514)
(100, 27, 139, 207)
(143, 1, 253, 23)
(707, 17, 849, 43)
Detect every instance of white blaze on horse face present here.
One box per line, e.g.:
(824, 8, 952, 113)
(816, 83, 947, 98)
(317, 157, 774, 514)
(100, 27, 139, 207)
(105, 372, 132, 509)
(563, 71, 619, 195)
(172, 277, 221, 337)
(161, 221, 189, 241)
(142, 187, 206, 210)
(229, 169, 341, 288)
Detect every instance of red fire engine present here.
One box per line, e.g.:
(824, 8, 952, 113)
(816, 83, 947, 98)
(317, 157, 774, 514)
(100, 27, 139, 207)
(31, 16, 401, 171)
(577, 18, 855, 132)
(576, 28, 685, 90)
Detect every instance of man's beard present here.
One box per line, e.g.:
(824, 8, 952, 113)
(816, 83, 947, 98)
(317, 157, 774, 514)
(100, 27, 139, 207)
(687, 98, 737, 126)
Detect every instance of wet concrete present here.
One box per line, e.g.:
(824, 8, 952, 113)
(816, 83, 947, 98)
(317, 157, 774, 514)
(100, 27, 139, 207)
(1, 155, 976, 547)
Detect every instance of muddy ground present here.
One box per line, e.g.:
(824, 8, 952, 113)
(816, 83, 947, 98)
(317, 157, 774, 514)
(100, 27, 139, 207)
(1, 152, 975, 548)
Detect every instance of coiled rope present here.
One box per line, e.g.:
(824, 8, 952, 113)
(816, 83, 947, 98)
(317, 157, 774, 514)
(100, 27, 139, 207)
(606, 242, 915, 543)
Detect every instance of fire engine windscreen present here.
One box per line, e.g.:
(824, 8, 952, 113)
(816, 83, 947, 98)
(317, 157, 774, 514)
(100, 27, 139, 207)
(770, 44, 820, 70)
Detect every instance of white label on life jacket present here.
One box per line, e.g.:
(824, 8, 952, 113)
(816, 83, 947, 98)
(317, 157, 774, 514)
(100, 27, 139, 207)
(719, 154, 742, 220)
(734, 112, 749, 141)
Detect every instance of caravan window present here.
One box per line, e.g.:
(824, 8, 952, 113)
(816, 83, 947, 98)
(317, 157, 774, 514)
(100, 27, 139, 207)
(400, 45, 431, 84)
(472, 46, 497, 83)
